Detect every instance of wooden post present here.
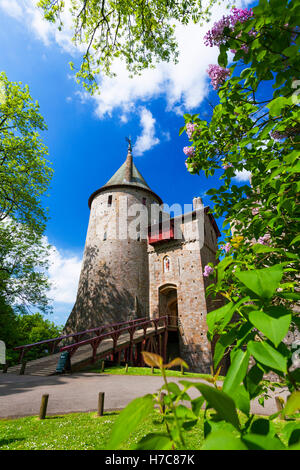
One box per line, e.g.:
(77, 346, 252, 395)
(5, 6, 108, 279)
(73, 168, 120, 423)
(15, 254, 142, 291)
(2, 363, 8, 373)
(39, 394, 49, 420)
(125, 363, 128, 373)
(181, 363, 184, 375)
(97, 392, 105, 417)
(151, 366, 154, 374)
(101, 360, 105, 372)
(19, 361, 26, 375)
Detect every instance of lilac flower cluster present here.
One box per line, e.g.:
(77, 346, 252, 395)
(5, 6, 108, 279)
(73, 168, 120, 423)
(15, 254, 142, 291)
(221, 242, 231, 253)
(207, 64, 230, 90)
(251, 207, 260, 216)
(257, 233, 271, 245)
(186, 122, 198, 139)
(204, 7, 254, 48)
(183, 146, 195, 157)
(204, 15, 231, 48)
(230, 7, 254, 27)
(222, 162, 233, 169)
(203, 265, 214, 277)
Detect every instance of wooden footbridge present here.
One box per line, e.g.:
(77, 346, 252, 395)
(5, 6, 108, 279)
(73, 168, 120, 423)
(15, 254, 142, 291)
(6, 317, 169, 377)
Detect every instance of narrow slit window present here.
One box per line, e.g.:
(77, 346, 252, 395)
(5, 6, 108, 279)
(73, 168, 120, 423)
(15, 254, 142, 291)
(108, 195, 112, 207)
(142, 197, 146, 206)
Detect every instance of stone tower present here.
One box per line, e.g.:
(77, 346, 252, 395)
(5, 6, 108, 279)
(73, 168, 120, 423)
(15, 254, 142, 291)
(64, 144, 162, 333)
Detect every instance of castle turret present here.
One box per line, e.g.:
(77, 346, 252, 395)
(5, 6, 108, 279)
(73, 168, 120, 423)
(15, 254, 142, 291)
(64, 144, 162, 333)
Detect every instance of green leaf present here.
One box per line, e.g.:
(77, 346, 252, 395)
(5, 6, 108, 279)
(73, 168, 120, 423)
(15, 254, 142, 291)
(234, 265, 283, 299)
(284, 392, 300, 416)
(249, 306, 292, 347)
(192, 383, 240, 430)
(202, 431, 247, 450)
(223, 349, 250, 396)
(107, 394, 154, 449)
(231, 384, 250, 416)
(213, 329, 236, 369)
(252, 244, 280, 254)
(206, 302, 234, 334)
(281, 422, 300, 447)
(267, 96, 289, 116)
(248, 341, 287, 373)
(290, 234, 300, 245)
(250, 418, 270, 435)
(133, 433, 173, 450)
(191, 396, 205, 417)
(244, 364, 264, 398)
(242, 433, 285, 450)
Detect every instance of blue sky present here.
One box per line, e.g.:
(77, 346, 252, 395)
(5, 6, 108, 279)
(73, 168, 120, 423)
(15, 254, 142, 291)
(0, 0, 254, 325)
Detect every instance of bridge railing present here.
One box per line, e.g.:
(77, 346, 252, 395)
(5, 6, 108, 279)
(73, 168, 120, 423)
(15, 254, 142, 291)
(13, 317, 148, 363)
(59, 316, 168, 363)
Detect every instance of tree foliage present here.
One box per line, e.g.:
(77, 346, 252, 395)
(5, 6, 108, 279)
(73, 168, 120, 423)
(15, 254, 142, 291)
(0, 297, 63, 366)
(37, 0, 217, 92)
(0, 219, 52, 313)
(0, 72, 53, 313)
(0, 71, 52, 234)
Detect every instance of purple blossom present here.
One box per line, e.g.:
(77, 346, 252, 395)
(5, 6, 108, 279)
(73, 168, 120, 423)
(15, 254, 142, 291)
(221, 242, 231, 253)
(207, 64, 230, 90)
(204, 7, 253, 48)
(222, 162, 233, 169)
(186, 122, 197, 139)
(183, 146, 195, 157)
(251, 207, 260, 216)
(230, 7, 254, 28)
(203, 265, 214, 277)
(258, 234, 271, 245)
(204, 15, 231, 47)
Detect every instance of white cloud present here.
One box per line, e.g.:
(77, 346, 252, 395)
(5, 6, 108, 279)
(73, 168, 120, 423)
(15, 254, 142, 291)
(233, 169, 251, 182)
(0, 0, 22, 19)
(134, 108, 160, 156)
(82, 0, 252, 119)
(0, 0, 79, 52)
(48, 244, 82, 304)
(0, 0, 253, 119)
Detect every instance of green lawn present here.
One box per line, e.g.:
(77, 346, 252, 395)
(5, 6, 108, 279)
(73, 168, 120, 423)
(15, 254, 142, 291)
(0, 409, 289, 450)
(0, 409, 205, 450)
(87, 364, 224, 380)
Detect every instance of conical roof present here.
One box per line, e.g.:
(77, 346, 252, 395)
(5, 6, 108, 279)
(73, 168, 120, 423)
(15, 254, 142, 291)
(88, 145, 162, 208)
(103, 148, 151, 191)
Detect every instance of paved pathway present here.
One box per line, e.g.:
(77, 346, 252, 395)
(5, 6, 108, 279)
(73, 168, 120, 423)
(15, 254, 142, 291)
(0, 372, 288, 419)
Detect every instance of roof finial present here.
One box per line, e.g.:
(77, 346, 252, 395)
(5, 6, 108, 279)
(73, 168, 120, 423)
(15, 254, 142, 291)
(125, 136, 132, 153)
(125, 136, 133, 182)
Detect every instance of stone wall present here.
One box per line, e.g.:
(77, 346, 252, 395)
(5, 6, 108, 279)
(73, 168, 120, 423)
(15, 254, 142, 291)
(148, 207, 220, 372)
(64, 186, 160, 333)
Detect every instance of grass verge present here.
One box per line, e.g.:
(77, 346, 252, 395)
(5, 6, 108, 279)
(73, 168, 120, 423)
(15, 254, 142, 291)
(0, 409, 289, 450)
(87, 364, 224, 380)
